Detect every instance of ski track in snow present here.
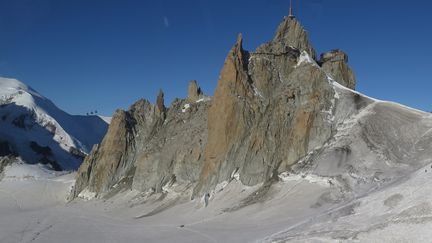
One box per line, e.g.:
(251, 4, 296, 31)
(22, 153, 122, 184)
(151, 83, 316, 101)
(0, 189, 22, 210)
(180, 227, 218, 243)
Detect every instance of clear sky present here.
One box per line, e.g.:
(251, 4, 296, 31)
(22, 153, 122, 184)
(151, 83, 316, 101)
(0, 0, 431, 115)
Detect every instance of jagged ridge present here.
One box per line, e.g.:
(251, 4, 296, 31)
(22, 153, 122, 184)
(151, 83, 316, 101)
(72, 17, 357, 199)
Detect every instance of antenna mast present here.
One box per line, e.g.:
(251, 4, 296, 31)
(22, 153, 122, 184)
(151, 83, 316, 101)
(289, 0, 295, 18)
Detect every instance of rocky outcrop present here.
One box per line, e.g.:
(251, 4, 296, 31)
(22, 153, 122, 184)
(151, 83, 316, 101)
(187, 80, 203, 102)
(72, 108, 138, 197)
(73, 87, 210, 198)
(0, 155, 14, 177)
(319, 49, 356, 89)
(72, 16, 356, 200)
(0, 140, 15, 175)
(155, 89, 166, 118)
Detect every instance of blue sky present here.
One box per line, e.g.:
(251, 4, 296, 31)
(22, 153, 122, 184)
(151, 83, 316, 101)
(0, 0, 431, 115)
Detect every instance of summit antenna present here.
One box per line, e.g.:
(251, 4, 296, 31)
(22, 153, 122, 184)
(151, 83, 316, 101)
(289, 0, 295, 18)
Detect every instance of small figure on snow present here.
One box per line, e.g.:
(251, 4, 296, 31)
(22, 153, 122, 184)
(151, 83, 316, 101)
(204, 193, 210, 207)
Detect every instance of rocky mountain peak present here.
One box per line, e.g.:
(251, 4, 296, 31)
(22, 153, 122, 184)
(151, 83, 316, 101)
(73, 15, 358, 200)
(234, 33, 244, 52)
(214, 33, 252, 98)
(273, 16, 317, 60)
(155, 89, 166, 118)
(187, 80, 203, 102)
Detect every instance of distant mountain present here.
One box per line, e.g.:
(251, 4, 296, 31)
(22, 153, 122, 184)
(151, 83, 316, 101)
(0, 78, 108, 170)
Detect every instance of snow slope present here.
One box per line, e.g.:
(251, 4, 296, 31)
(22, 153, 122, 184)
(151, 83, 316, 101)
(0, 78, 108, 170)
(2, 140, 432, 243)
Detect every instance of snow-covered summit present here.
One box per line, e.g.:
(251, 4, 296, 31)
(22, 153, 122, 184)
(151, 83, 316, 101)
(0, 78, 45, 104)
(0, 77, 108, 170)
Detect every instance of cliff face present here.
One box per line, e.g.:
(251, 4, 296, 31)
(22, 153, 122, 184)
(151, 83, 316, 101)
(319, 49, 356, 89)
(194, 17, 336, 195)
(72, 108, 138, 197)
(73, 90, 210, 198)
(72, 17, 356, 199)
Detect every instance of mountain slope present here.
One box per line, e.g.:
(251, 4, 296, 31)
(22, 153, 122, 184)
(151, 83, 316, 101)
(0, 78, 108, 170)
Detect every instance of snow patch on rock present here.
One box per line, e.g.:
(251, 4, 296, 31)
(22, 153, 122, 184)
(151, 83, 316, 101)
(296, 51, 318, 67)
(77, 188, 97, 200)
(278, 172, 335, 187)
(181, 103, 190, 113)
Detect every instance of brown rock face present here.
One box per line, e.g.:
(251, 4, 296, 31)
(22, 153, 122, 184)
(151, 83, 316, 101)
(194, 34, 254, 193)
(73, 109, 137, 197)
(193, 20, 335, 196)
(187, 80, 203, 102)
(319, 49, 356, 89)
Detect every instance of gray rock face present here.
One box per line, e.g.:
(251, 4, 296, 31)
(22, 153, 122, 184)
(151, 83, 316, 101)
(319, 49, 356, 89)
(73, 87, 210, 198)
(72, 17, 357, 199)
(131, 97, 209, 193)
